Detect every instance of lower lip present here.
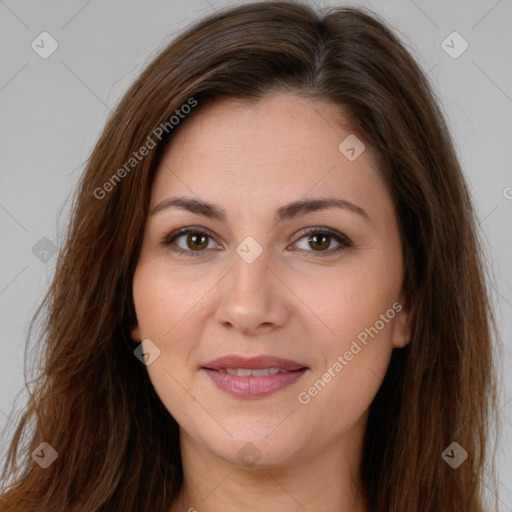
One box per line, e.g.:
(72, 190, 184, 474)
(202, 368, 307, 398)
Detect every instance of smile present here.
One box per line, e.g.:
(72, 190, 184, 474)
(201, 355, 308, 398)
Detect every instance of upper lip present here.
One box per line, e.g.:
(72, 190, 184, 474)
(202, 355, 307, 371)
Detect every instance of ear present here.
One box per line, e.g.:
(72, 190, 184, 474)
(131, 324, 142, 342)
(392, 292, 414, 348)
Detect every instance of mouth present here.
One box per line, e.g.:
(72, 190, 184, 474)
(201, 355, 308, 398)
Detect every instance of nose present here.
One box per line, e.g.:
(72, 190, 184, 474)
(214, 247, 290, 336)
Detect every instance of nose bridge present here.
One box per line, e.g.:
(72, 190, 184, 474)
(215, 240, 289, 333)
(227, 241, 272, 303)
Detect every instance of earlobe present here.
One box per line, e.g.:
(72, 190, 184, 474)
(131, 325, 142, 342)
(392, 293, 414, 348)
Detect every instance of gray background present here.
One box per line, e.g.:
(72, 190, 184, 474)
(1, 0, 511, 506)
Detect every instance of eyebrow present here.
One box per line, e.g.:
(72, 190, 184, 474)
(150, 196, 370, 223)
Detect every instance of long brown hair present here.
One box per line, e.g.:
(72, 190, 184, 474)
(0, 2, 499, 510)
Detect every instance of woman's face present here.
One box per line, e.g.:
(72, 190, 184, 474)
(131, 91, 411, 469)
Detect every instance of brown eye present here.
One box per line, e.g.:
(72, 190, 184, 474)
(307, 233, 331, 251)
(186, 232, 209, 251)
(162, 227, 220, 257)
(292, 227, 352, 256)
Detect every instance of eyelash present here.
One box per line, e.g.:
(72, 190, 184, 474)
(160, 226, 352, 258)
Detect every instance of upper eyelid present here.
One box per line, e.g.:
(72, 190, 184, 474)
(166, 226, 219, 244)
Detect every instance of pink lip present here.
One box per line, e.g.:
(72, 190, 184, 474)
(201, 355, 308, 399)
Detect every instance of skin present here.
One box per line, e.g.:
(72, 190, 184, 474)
(131, 91, 412, 512)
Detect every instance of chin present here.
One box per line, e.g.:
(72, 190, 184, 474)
(196, 423, 308, 469)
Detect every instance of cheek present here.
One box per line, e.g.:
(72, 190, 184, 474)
(132, 259, 205, 339)
(290, 258, 401, 346)
(132, 263, 204, 422)
(296, 287, 395, 435)
(291, 260, 399, 417)
(131, 262, 193, 389)
(131, 259, 221, 387)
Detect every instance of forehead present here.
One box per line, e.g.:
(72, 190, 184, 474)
(150, 92, 388, 220)
(160, 92, 358, 165)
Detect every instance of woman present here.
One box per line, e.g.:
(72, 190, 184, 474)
(0, 2, 499, 511)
